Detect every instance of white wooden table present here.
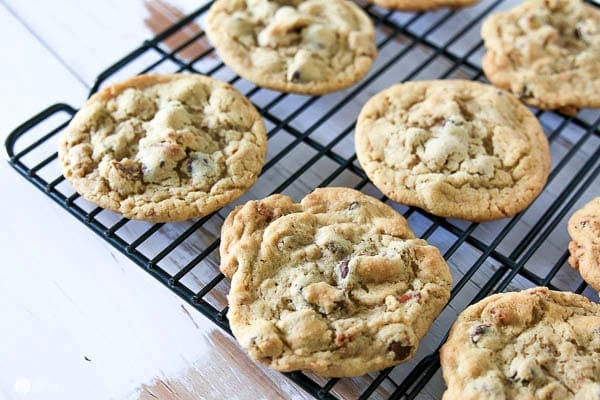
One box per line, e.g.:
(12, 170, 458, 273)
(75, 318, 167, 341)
(2, 1, 599, 400)
(0, 1, 310, 399)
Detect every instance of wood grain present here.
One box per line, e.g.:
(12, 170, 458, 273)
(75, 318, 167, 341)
(143, 0, 214, 62)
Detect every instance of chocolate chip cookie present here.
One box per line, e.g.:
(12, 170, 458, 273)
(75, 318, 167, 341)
(441, 287, 600, 400)
(568, 197, 600, 293)
(365, 0, 479, 11)
(481, 0, 600, 115)
(59, 73, 267, 222)
(205, 0, 377, 95)
(220, 187, 452, 377)
(355, 80, 551, 222)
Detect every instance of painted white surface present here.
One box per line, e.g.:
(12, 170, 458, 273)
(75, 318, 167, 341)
(2, 0, 201, 85)
(1, 2, 294, 400)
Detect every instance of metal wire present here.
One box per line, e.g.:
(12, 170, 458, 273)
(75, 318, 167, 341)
(5, 1, 600, 399)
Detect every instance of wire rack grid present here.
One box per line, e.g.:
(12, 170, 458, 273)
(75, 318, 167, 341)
(5, 1, 600, 399)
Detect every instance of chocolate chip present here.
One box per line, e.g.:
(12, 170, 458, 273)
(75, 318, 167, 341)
(339, 259, 349, 279)
(115, 161, 142, 177)
(574, 27, 582, 40)
(334, 300, 345, 310)
(471, 324, 490, 343)
(159, 160, 165, 168)
(521, 84, 533, 99)
(472, 324, 489, 335)
(348, 201, 359, 211)
(326, 242, 339, 253)
(291, 70, 301, 83)
(581, 220, 589, 227)
(388, 342, 411, 361)
(187, 161, 193, 174)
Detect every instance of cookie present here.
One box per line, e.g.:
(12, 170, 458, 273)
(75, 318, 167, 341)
(568, 197, 600, 293)
(205, 0, 377, 95)
(59, 74, 267, 222)
(481, 0, 600, 115)
(355, 80, 551, 222)
(440, 287, 600, 400)
(365, 0, 479, 11)
(220, 187, 452, 377)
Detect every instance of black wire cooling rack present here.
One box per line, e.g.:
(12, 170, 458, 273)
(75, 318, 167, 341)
(5, 1, 600, 399)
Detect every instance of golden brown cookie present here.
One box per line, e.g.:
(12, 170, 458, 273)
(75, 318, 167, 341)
(59, 74, 267, 222)
(481, 0, 600, 114)
(355, 80, 551, 222)
(205, 0, 377, 95)
(441, 287, 600, 400)
(568, 197, 600, 293)
(365, 0, 479, 11)
(220, 187, 452, 377)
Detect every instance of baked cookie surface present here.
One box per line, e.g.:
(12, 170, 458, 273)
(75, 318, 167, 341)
(568, 197, 600, 293)
(355, 80, 551, 222)
(481, 0, 600, 114)
(205, 0, 377, 95)
(440, 287, 600, 400)
(365, 0, 479, 11)
(59, 74, 267, 222)
(220, 187, 452, 377)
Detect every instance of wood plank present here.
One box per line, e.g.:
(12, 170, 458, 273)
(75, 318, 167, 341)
(2, 0, 211, 86)
(0, 3, 86, 136)
(0, 4, 311, 399)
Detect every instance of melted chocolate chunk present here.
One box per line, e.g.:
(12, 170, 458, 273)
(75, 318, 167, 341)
(334, 300, 345, 310)
(326, 242, 339, 253)
(521, 84, 533, 99)
(291, 70, 301, 83)
(348, 201, 359, 211)
(115, 161, 141, 177)
(471, 324, 491, 343)
(388, 342, 412, 361)
(339, 259, 349, 279)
